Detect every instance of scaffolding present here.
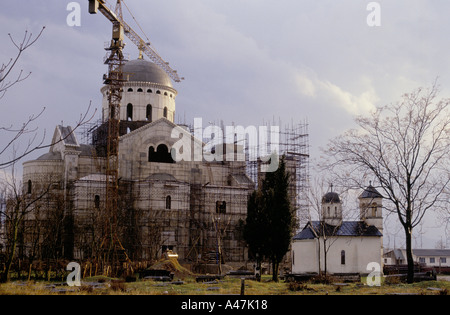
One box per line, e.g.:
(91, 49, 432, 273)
(71, 115, 309, 273)
(245, 118, 310, 230)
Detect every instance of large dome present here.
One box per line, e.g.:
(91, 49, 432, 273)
(123, 58, 173, 87)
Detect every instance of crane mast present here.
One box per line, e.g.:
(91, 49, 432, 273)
(88, 0, 181, 271)
(89, 0, 127, 268)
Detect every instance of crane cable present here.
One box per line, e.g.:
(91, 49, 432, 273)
(103, 0, 152, 45)
(122, 0, 152, 46)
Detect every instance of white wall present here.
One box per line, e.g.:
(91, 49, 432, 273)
(292, 236, 382, 275)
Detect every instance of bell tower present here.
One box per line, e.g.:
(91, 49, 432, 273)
(321, 184, 343, 226)
(359, 183, 383, 234)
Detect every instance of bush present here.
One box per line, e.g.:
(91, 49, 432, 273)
(310, 274, 336, 284)
(288, 281, 316, 292)
(110, 280, 126, 292)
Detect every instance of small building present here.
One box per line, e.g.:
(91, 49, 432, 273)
(291, 185, 383, 276)
(384, 249, 450, 268)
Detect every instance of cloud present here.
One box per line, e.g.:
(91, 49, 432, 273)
(294, 70, 378, 116)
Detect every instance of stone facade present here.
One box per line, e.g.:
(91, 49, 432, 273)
(20, 58, 255, 266)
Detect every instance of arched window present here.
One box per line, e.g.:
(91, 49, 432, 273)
(164, 92, 168, 96)
(148, 144, 174, 163)
(27, 180, 32, 194)
(146, 104, 152, 122)
(156, 90, 161, 94)
(216, 201, 226, 214)
(148, 146, 155, 162)
(137, 88, 143, 92)
(327, 206, 330, 216)
(127, 88, 133, 92)
(371, 204, 377, 217)
(127, 103, 133, 121)
(94, 195, 100, 209)
(166, 196, 171, 210)
(147, 89, 153, 93)
(163, 107, 168, 118)
(341, 250, 346, 265)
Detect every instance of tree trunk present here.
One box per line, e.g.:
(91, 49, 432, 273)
(255, 258, 261, 282)
(404, 224, 414, 283)
(272, 259, 279, 282)
(317, 238, 322, 275)
(1, 218, 19, 283)
(323, 238, 327, 275)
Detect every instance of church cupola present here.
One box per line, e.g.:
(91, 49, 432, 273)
(359, 183, 383, 234)
(101, 57, 178, 132)
(321, 184, 343, 226)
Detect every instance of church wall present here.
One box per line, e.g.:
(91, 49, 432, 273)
(77, 156, 106, 179)
(292, 239, 318, 274)
(118, 120, 250, 186)
(292, 236, 382, 275)
(200, 185, 249, 263)
(23, 160, 64, 191)
(71, 178, 107, 260)
(132, 179, 190, 261)
(102, 82, 176, 123)
(324, 236, 382, 274)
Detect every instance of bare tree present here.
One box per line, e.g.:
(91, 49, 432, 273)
(0, 27, 96, 169)
(0, 163, 52, 282)
(0, 27, 45, 100)
(0, 27, 97, 280)
(323, 82, 450, 283)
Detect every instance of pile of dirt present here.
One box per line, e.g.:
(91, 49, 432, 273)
(149, 257, 193, 279)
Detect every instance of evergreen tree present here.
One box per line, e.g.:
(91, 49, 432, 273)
(243, 190, 266, 281)
(244, 157, 295, 282)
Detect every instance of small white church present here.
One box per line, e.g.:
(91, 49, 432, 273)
(291, 185, 383, 275)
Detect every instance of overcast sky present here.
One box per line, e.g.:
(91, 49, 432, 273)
(1, 0, 449, 248)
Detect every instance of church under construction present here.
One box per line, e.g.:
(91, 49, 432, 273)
(19, 57, 309, 268)
(12, 1, 310, 271)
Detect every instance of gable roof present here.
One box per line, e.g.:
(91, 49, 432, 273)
(120, 118, 205, 147)
(53, 125, 79, 147)
(413, 249, 450, 257)
(293, 220, 382, 240)
(385, 248, 450, 259)
(120, 117, 178, 140)
(359, 185, 383, 199)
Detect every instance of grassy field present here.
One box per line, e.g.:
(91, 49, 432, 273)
(0, 275, 449, 295)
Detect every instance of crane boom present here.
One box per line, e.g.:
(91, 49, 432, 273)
(89, 0, 182, 82)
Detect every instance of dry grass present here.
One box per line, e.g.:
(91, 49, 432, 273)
(0, 276, 449, 295)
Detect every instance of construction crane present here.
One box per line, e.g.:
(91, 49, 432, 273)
(88, 0, 181, 273)
(88, 0, 183, 82)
